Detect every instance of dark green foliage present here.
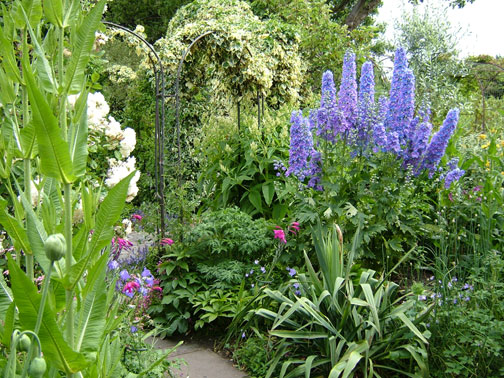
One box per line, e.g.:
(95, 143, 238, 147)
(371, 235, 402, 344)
(233, 336, 272, 378)
(184, 207, 273, 261)
(104, 0, 191, 42)
(426, 251, 504, 377)
(197, 260, 249, 289)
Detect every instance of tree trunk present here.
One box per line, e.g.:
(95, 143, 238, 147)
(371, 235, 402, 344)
(344, 0, 382, 30)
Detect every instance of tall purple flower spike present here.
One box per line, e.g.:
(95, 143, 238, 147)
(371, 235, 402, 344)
(420, 108, 460, 176)
(286, 110, 313, 181)
(357, 61, 375, 147)
(338, 51, 358, 136)
(384, 47, 415, 147)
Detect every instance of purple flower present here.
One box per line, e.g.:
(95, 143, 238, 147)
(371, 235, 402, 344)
(307, 149, 322, 190)
(286, 111, 313, 181)
(108, 260, 119, 271)
(260, 266, 266, 274)
(338, 51, 358, 134)
(321, 70, 337, 109)
(384, 48, 415, 147)
(241, 332, 246, 339)
(141, 268, 152, 277)
(357, 61, 375, 148)
(254, 259, 259, 265)
(407, 121, 432, 168)
(293, 283, 300, 289)
(131, 326, 138, 333)
(251, 284, 255, 288)
(444, 168, 465, 188)
(145, 276, 154, 286)
(295, 290, 301, 296)
(418, 295, 427, 301)
(420, 109, 460, 175)
(288, 268, 297, 277)
(119, 269, 130, 281)
(464, 296, 470, 301)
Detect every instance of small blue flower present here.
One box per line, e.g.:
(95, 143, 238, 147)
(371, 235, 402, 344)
(464, 296, 470, 301)
(418, 295, 427, 301)
(108, 260, 119, 271)
(131, 326, 137, 333)
(251, 284, 255, 288)
(241, 332, 246, 339)
(293, 283, 300, 289)
(119, 269, 130, 281)
(260, 266, 266, 274)
(254, 260, 259, 265)
(141, 267, 152, 277)
(288, 268, 297, 277)
(295, 290, 301, 296)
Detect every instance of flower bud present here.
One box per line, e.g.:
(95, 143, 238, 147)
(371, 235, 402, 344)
(28, 357, 47, 377)
(17, 334, 31, 352)
(44, 234, 66, 262)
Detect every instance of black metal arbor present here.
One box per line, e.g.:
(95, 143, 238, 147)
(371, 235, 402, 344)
(103, 23, 265, 239)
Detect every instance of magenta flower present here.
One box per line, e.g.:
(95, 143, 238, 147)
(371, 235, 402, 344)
(289, 221, 300, 234)
(160, 238, 174, 246)
(123, 281, 140, 297)
(131, 214, 143, 221)
(273, 227, 287, 244)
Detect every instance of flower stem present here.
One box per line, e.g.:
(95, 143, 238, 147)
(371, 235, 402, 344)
(64, 183, 75, 355)
(21, 263, 53, 378)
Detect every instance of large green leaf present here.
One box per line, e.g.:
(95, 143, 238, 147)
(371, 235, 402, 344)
(0, 66, 15, 105)
(67, 172, 134, 289)
(7, 256, 88, 373)
(43, 0, 63, 27)
(64, 0, 105, 94)
(20, 3, 58, 93)
(76, 253, 107, 353)
(0, 198, 31, 254)
(22, 59, 75, 183)
(19, 121, 37, 158)
(0, 24, 22, 82)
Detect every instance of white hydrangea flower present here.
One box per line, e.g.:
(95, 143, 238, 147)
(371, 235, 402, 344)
(105, 157, 141, 202)
(119, 127, 136, 158)
(87, 92, 109, 126)
(105, 116, 124, 141)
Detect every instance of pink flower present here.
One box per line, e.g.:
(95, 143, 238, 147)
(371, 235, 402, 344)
(131, 214, 143, 221)
(123, 281, 140, 297)
(160, 238, 174, 246)
(289, 221, 300, 234)
(152, 286, 162, 293)
(274, 227, 287, 244)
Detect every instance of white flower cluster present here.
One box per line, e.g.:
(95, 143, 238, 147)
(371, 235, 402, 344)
(105, 157, 141, 202)
(69, 92, 141, 202)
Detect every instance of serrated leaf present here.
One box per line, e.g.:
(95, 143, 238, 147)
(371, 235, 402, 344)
(64, 0, 105, 94)
(44, 0, 63, 27)
(23, 59, 75, 183)
(8, 256, 88, 373)
(76, 253, 107, 353)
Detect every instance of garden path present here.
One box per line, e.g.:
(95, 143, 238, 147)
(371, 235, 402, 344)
(149, 337, 249, 378)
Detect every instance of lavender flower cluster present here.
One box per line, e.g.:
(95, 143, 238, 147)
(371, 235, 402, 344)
(285, 47, 464, 189)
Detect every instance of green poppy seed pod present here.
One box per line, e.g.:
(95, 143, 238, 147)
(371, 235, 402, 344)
(28, 357, 47, 378)
(17, 333, 31, 352)
(44, 234, 66, 262)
